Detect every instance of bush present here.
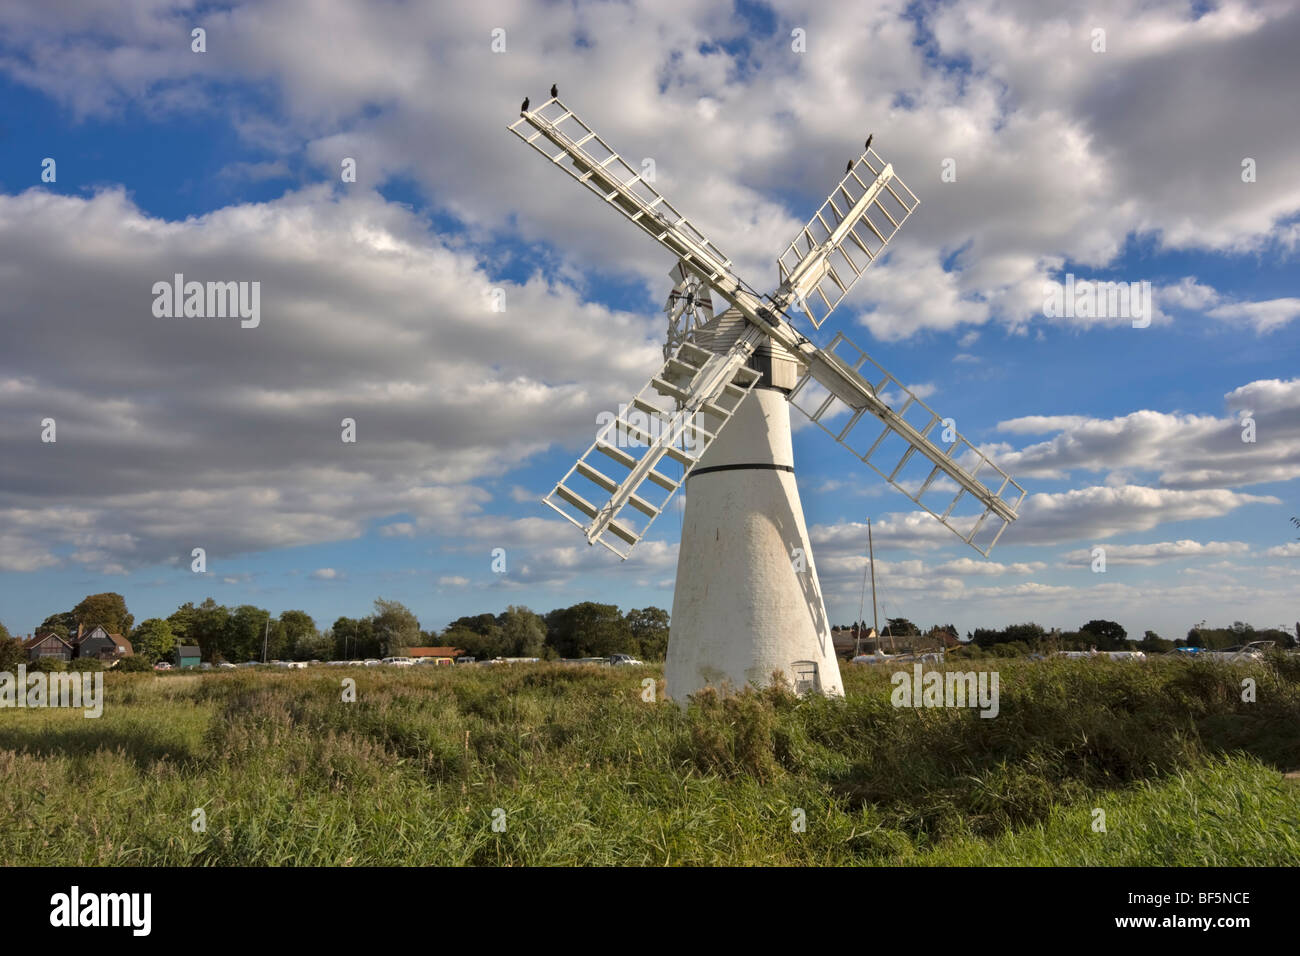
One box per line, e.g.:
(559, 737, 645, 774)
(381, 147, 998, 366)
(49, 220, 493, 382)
(115, 655, 153, 672)
(0, 639, 26, 670)
(73, 658, 104, 672)
(28, 657, 68, 672)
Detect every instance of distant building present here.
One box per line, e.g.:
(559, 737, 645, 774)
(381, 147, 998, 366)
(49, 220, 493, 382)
(175, 645, 202, 669)
(75, 625, 134, 661)
(407, 646, 466, 660)
(24, 624, 134, 663)
(24, 632, 74, 662)
(831, 625, 877, 656)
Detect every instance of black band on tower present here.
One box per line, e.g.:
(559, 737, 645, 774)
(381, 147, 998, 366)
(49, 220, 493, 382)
(687, 463, 795, 479)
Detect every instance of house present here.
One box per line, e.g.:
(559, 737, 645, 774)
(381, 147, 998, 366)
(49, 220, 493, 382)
(74, 625, 133, 661)
(832, 625, 877, 656)
(407, 646, 465, 661)
(175, 645, 202, 669)
(24, 632, 73, 662)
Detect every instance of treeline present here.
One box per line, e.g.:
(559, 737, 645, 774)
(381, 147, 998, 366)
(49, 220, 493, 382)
(955, 619, 1297, 657)
(3, 592, 670, 664)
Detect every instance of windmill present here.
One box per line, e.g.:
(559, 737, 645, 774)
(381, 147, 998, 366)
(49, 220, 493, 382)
(508, 94, 1025, 702)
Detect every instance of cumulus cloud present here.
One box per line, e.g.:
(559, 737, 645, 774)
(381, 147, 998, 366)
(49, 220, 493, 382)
(1, 0, 1295, 340)
(1208, 298, 1300, 333)
(1061, 539, 1251, 566)
(995, 379, 1300, 489)
(0, 186, 663, 571)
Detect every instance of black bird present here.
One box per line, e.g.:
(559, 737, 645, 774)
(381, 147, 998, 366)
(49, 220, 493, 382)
(865, 133, 873, 152)
(846, 159, 853, 174)
(521, 96, 530, 113)
(550, 83, 558, 98)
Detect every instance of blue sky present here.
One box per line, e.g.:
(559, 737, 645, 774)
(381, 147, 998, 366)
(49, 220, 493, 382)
(0, 0, 1297, 641)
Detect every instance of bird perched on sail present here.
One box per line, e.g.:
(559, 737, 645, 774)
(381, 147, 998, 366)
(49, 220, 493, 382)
(550, 83, 558, 98)
(521, 96, 530, 113)
(864, 133, 873, 152)
(845, 159, 853, 174)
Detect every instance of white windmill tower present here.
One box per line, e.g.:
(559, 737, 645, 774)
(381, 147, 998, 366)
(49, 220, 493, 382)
(509, 94, 1025, 702)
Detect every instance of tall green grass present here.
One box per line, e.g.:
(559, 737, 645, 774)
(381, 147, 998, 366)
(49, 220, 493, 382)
(0, 658, 1296, 865)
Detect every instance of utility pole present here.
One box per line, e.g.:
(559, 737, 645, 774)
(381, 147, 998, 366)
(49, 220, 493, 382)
(262, 617, 269, 663)
(868, 518, 879, 643)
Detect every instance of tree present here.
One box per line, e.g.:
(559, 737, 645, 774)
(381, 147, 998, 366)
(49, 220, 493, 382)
(448, 613, 499, 636)
(885, 617, 920, 636)
(1080, 619, 1128, 650)
(442, 624, 504, 661)
(292, 630, 334, 661)
(279, 610, 317, 659)
(0, 632, 24, 670)
(545, 603, 633, 658)
(168, 602, 195, 644)
(189, 599, 231, 661)
(38, 611, 75, 639)
(372, 598, 419, 655)
(132, 618, 176, 663)
(332, 616, 378, 660)
(224, 605, 273, 662)
(1139, 630, 1174, 654)
(626, 607, 670, 660)
(1003, 622, 1046, 647)
(498, 606, 546, 657)
(71, 592, 133, 636)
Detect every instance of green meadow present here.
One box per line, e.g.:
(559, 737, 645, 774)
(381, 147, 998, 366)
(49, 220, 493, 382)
(1, 656, 1297, 865)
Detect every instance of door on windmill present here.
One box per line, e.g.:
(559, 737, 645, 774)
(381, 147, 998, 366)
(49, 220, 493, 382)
(791, 661, 821, 696)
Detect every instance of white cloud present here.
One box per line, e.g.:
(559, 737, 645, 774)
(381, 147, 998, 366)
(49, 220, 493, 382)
(1061, 539, 1251, 567)
(1208, 298, 1300, 333)
(995, 379, 1300, 489)
(0, 186, 666, 568)
(2, 0, 1295, 345)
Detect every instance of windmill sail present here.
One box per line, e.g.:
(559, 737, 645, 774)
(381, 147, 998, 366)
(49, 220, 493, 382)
(509, 99, 737, 291)
(544, 330, 764, 558)
(777, 151, 919, 328)
(511, 95, 1022, 561)
(789, 331, 1025, 555)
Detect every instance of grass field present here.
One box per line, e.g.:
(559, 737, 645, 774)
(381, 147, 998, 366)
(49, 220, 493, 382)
(2, 657, 1298, 865)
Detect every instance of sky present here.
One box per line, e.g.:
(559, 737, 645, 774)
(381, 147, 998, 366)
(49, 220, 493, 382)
(0, 0, 1297, 642)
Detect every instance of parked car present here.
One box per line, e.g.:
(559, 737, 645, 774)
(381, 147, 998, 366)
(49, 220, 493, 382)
(217, 662, 237, 670)
(153, 662, 172, 671)
(363, 659, 382, 667)
(609, 654, 644, 666)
